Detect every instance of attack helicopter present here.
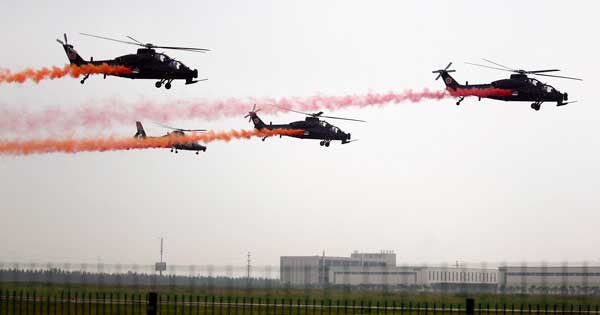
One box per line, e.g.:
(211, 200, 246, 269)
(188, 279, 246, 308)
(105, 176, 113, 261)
(57, 33, 209, 89)
(432, 59, 582, 111)
(244, 105, 364, 147)
(134, 121, 207, 154)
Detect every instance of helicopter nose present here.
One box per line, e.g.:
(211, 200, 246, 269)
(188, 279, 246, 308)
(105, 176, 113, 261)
(193, 69, 198, 78)
(347, 133, 351, 140)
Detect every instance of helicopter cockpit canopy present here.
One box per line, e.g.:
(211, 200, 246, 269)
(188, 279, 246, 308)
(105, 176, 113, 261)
(319, 120, 340, 133)
(543, 84, 556, 93)
(155, 53, 171, 63)
(528, 78, 541, 86)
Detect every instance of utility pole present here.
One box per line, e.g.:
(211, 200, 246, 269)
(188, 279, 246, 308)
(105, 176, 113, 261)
(246, 252, 251, 287)
(160, 238, 164, 276)
(155, 237, 166, 277)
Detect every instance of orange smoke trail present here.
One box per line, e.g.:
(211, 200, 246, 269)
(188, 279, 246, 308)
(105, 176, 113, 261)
(0, 63, 132, 84)
(0, 129, 304, 156)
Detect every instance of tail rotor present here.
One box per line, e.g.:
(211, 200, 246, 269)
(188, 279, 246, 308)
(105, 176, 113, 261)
(243, 104, 261, 122)
(56, 33, 68, 46)
(432, 62, 456, 80)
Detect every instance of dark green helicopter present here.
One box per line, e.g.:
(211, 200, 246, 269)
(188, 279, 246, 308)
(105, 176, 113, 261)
(433, 59, 582, 111)
(134, 121, 207, 154)
(244, 105, 364, 147)
(57, 33, 209, 89)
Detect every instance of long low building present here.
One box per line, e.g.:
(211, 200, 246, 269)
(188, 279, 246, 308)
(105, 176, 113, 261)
(499, 266, 600, 292)
(281, 252, 600, 293)
(280, 251, 497, 288)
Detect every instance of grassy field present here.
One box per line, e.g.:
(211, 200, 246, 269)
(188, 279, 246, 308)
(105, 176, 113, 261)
(2, 283, 600, 315)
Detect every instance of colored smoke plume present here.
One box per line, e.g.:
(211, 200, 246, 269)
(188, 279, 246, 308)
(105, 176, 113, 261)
(0, 128, 304, 156)
(0, 64, 132, 84)
(0, 89, 448, 134)
(449, 87, 512, 98)
(0, 87, 513, 136)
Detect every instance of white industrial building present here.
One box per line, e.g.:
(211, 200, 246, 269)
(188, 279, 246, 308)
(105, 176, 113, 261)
(280, 251, 397, 285)
(280, 251, 497, 288)
(280, 252, 600, 294)
(499, 266, 600, 293)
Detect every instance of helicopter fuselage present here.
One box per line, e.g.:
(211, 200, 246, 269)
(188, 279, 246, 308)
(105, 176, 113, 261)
(60, 41, 201, 88)
(439, 71, 568, 110)
(248, 114, 352, 146)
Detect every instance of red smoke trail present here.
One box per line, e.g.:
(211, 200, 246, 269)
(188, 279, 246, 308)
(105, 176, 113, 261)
(0, 64, 132, 84)
(0, 87, 512, 136)
(0, 129, 304, 156)
(0, 89, 448, 134)
(449, 87, 512, 98)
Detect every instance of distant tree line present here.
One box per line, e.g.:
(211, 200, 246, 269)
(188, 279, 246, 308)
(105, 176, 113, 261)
(0, 268, 281, 289)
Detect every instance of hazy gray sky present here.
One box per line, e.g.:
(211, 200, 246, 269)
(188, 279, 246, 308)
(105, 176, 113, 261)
(0, 0, 598, 267)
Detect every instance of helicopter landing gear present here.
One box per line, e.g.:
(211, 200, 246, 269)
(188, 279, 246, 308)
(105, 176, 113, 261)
(80, 74, 90, 85)
(530, 101, 543, 111)
(196, 151, 199, 155)
(456, 96, 465, 106)
(156, 79, 172, 89)
(320, 140, 331, 147)
(170, 148, 174, 152)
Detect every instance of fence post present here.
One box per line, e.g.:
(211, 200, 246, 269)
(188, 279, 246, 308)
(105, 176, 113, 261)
(466, 300, 475, 315)
(304, 298, 309, 315)
(147, 292, 157, 315)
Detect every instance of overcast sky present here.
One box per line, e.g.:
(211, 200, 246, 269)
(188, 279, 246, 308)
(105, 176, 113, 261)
(0, 0, 598, 268)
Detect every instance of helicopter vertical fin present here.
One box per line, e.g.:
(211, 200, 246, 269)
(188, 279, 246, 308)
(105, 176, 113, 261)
(57, 33, 86, 66)
(249, 113, 267, 130)
(438, 71, 462, 90)
(134, 121, 147, 138)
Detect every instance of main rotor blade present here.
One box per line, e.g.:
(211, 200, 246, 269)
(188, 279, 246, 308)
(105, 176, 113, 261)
(80, 32, 141, 46)
(444, 62, 452, 70)
(151, 45, 210, 52)
(278, 106, 366, 122)
(278, 107, 314, 116)
(482, 58, 515, 71)
(126, 35, 143, 44)
(465, 62, 514, 72)
(154, 122, 206, 132)
(533, 73, 583, 81)
(318, 115, 366, 123)
(526, 69, 561, 74)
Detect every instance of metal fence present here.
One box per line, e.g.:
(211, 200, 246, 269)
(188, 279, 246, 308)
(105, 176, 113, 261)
(1, 290, 600, 315)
